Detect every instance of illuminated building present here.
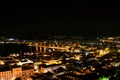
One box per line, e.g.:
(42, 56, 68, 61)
(0, 70, 12, 80)
(39, 64, 66, 73)
(0, 65, 34, 80)
(22, 64, 34, 77)
(99, 48, 110, 57)
(22, 69, 34, 77)
(0, 60, 4, 65)
(12, 67, 22, 79)
(17, 58, 33, 66)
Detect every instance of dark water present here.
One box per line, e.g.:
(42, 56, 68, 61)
(0, 43, 35, 56)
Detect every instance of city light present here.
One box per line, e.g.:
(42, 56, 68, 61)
(0, 36, 120, 80)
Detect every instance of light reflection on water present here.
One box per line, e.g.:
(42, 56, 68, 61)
(0, 43, 35, 56)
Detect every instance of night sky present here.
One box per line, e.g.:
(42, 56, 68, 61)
(0, 1, 120, 39)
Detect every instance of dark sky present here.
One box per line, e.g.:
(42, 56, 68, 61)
(0, 1, 120, 39)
